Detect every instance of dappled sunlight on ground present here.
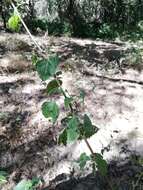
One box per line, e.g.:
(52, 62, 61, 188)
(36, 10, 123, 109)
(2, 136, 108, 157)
(0, 33, 143, 189)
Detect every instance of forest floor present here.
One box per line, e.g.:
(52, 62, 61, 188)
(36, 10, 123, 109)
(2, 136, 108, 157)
(0, 32, 143, 190)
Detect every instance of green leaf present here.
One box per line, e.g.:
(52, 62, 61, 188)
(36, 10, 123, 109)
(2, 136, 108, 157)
(7, 13, 20, 32)
(31, 177, 41, 187)
(59, 115, 79, 145)
(67, 128, 79, 143)
(77, 153, 91, 170)
(68, 116, 79, 130)
(79, 89, 86, 103)
(83, 114, 99, 138)
(93, 153, 108, 176)
(32, 54, 38, 65)
(14, 180, 33, 190)
(0, 175, 7, 185)
(0, 171, 8, 185)
(36, 56, 59, 81)
(58, 129, 67, 145)
(64, 97, 73, 108)
(46, 79, 62, 95)
(0, 171, 7, 176)
(42, 101, 59, 123)
(67, 116, 80, 143)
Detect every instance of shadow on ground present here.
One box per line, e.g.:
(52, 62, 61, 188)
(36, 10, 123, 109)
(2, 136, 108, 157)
(0, 33, 143, 189)
(44, 154, 143, 190)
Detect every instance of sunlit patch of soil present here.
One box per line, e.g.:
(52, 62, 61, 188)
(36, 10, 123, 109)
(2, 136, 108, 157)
(0, 33, 143, 189)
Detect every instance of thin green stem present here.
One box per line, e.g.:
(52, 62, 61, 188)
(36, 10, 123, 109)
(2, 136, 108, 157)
(55, 77, 74, 113)
(55, 77, 95, 155)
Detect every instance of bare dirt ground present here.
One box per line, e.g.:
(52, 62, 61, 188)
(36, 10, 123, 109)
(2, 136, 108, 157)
(0, 32, 143, 189)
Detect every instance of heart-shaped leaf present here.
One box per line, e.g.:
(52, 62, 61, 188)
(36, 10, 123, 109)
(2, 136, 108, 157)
(77, 153, 91, 169)
(46, 79, 62, 95)
(83, 114, 99, 138)
(67, 116, 80, 143)
(93, 153, 108, 176)
(42, 101, 59, 123)
(36, 55, 59, 81)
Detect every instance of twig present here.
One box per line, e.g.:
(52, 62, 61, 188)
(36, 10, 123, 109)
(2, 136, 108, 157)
(96, 73, 143, 85)
(10, 1, 43, 53)
(83, 69, 143, 85)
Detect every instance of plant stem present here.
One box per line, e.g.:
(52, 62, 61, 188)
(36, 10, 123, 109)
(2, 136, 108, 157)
(55, 77, 73, 113)
(55, 77, 94, 155)
(84, 138, 94, 155)
(10, 0, 95, 160)
(10, 1, 43, 53)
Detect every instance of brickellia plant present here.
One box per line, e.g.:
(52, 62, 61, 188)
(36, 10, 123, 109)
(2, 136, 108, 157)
(2, 2, 108, 190)
(34, 54, 107, 175)
(0, 55, 108, 190)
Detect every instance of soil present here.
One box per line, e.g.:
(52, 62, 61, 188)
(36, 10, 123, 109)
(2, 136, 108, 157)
(0, 32, 143, 190)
